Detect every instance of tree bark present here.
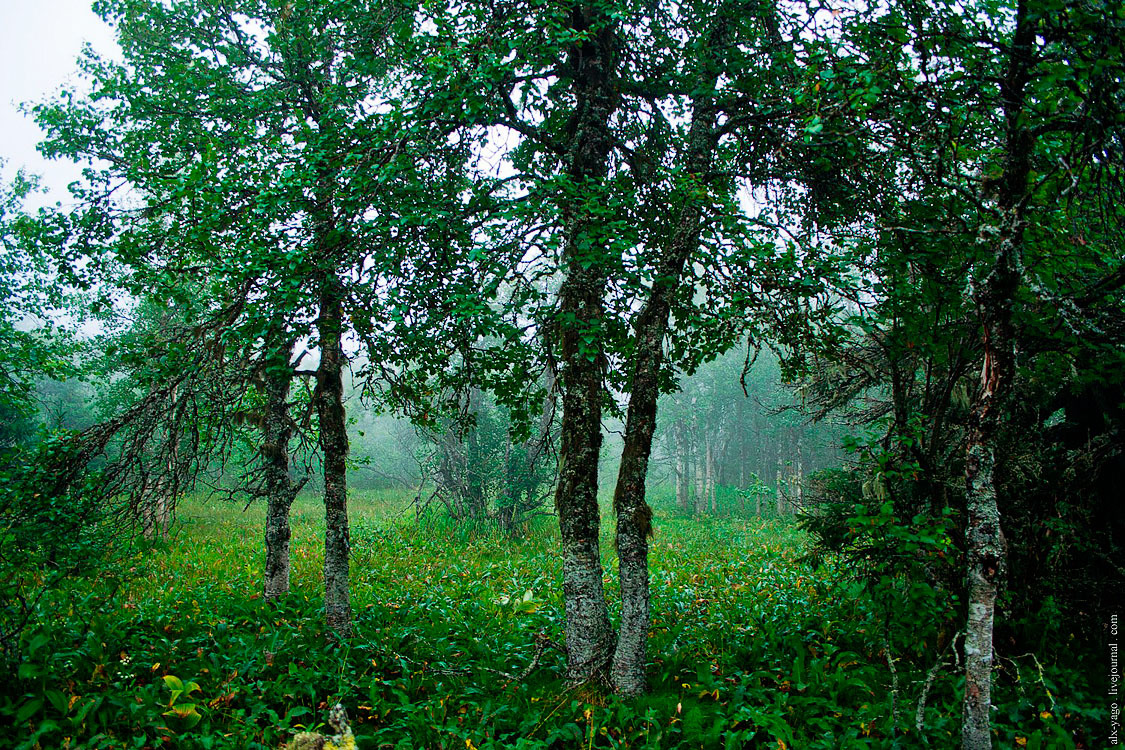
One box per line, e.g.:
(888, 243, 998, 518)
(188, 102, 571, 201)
(316, 272, 352, 637)
(694, 440, 707, 515)
(465, 388, 486, 519)
(706, 438, 716, 514)
(795, 437, 803, 510)
(552, 2, 621, 684)
(962, 3, 1032, 745)
(263, 335, 300, 601)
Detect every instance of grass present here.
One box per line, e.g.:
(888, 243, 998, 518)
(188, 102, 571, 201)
(5, 490, 1100, 748)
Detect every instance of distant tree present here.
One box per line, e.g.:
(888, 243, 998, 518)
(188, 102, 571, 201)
(416, 378, 557, 533)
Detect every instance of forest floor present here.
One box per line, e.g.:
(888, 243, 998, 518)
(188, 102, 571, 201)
(10, 492, 1095, 749)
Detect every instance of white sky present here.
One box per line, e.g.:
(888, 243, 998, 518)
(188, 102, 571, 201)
(0, 0, 117, 207)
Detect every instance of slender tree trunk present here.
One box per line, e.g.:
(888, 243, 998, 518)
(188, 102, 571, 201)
(157, 385, 177, 537)
(775, 453, 784, 517)
(610, 23, 728, 691)
(144, 384, 179, 540)
(694, 442, 706, 515)
(795, 438, 803, 511)
(962, 4, 1032, 745)
(610, 308, 663, 696)
(739, 438, 747, 515)
(263, 335, 299, 600)
(706, 439, 716, 514)
(316, 272, 352, 637)
(465, 388, 486, 519)
(552, 2, 620, 684)
(675, 426, 690, 513)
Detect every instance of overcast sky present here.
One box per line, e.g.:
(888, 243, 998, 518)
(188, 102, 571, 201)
(0, 0, 117, 207)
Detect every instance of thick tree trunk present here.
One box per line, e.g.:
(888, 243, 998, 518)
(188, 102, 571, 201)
(263, 336, 299, 601)
(552, 2, 621, 684)
(962, 4, 1032, 745)
(316, 273, 352, 637)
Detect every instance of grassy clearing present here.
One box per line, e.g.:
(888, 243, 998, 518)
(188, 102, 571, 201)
(8, 491, 1094, 748)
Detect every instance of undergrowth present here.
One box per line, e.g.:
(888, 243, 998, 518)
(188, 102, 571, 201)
(3, 491, 1102, 748)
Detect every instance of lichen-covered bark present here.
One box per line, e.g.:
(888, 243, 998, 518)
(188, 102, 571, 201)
(552, 2, 621, 684)
(263, 336, 298, 601)
(962, 235, 1020, 749)
(316, 273, 352, 637)
(610, 23, 727, 693)
(962, 424, 1002, 749)
(962, 3, 1032, 745)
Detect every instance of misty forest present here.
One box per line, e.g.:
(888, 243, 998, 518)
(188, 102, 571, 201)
(1, 0, 1122, 747)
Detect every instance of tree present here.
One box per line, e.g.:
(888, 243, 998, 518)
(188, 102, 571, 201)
(793, 0, 1124, 744)
(32, 0, 448, 636)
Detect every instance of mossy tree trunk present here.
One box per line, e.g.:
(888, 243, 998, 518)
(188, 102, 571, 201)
(263, 333, 301, 601)
(552, 1, 621, 684)
(316, 272, 352, 637)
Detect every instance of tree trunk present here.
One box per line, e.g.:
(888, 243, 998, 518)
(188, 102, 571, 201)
(316, 272, 352, 637)
(610, 16, 728, 691)
(962, 3, 1032, 745)
(144, 384, 179, 540)
(263, 335, 299, 600)
(795, 437, 803, 511)
(465, 388, 486, 519)
(706, 438, 716, 514)
(552, 1, 620, 684)
(739, 437, 747, 515)
(694, 440, 707, 515)
(675, 425, 690, 513)
(775, 453, 784, 517)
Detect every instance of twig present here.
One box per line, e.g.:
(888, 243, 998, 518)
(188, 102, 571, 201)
(480, 631, 560, 687)
(883, 637, 901, 734)
(916, 631, 961, 732)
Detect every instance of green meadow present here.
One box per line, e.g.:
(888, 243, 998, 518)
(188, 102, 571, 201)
(9, 493, 1095, 749)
